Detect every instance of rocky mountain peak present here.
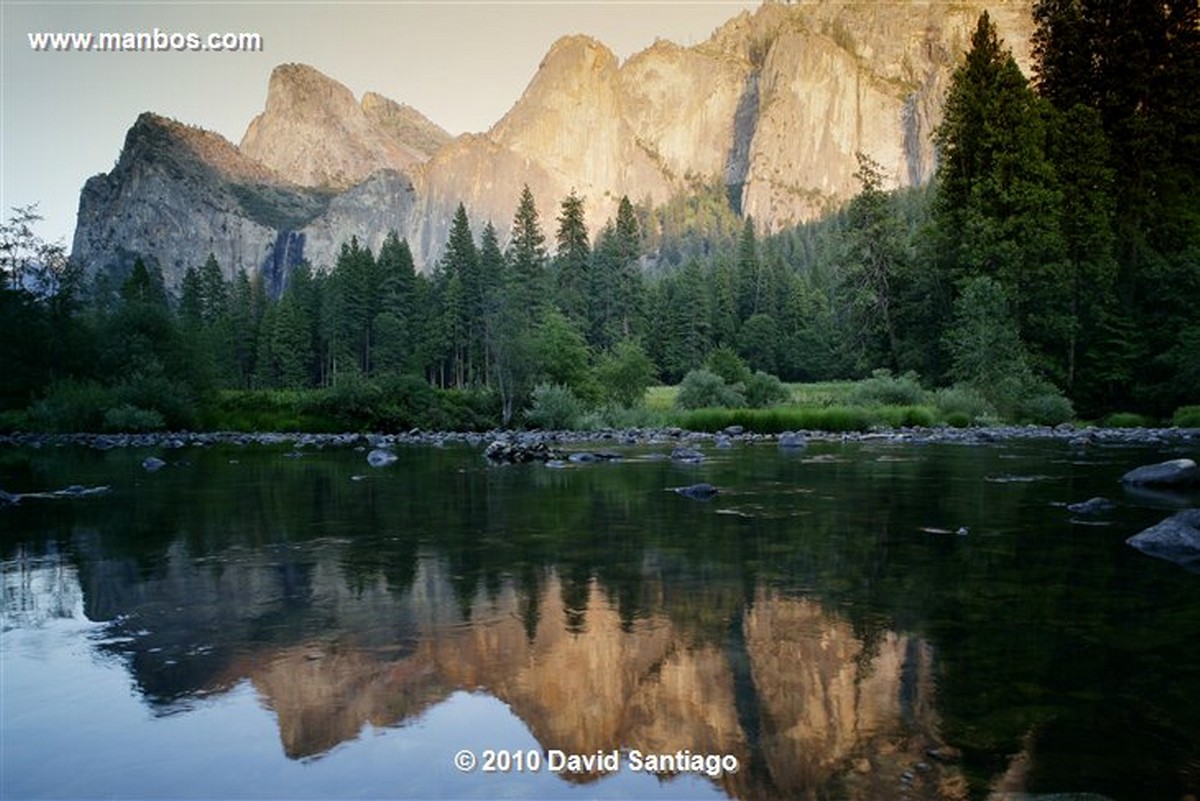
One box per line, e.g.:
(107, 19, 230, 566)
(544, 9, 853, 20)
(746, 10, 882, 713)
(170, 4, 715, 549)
(239, 62, 448, 191)
(359, 92, 452, 159)
(123, 112, 282, 185)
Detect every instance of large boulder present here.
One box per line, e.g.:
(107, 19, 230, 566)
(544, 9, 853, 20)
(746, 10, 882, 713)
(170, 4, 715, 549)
(1120, 458, 1200, 487)
(1126, 509, 1200, 571)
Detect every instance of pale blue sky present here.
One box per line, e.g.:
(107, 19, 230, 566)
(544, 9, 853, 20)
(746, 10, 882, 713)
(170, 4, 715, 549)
(1, 1, 758, 249)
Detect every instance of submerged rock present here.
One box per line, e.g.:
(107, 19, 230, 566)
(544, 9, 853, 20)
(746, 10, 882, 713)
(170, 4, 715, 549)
(1126, 509, 1200, 571)
(366, 449, 398, 467)
(670, 446, 705, 463)
(674, 483, 719, 500)
(1120, 458, 1200, 487)
(1067, 497, 1115, 516)
(0, 485, 112, 504)
(566, 451, 620, 463)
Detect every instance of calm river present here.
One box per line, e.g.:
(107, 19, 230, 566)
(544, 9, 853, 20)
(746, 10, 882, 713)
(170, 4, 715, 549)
(2, 437, 1198, 800)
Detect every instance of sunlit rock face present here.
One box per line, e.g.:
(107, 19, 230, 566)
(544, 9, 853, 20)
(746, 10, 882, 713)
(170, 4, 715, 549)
(240, 63, 450, 190)
(408, 34, 674, 267)
(73, 2, 1034, 281)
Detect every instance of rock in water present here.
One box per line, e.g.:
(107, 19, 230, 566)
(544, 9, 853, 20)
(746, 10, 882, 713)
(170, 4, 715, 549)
(778, 431, 807, 449)
(1067, 497, 1116, 516)
(483, 440, 564, 464)
(142, 456, 167, 472)
(675, 483, 719, 501)
(367, 449, 398, 468)
(670, 446, 705, 463)
(1120, 458, 1200, 487)
(1126, 509, 1200, 571)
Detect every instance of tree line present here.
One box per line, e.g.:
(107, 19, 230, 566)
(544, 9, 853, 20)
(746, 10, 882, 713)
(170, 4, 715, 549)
(1, 3, 1196, 432)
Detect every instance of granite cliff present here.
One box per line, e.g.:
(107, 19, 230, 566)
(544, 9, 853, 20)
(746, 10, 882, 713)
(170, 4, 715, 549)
(72, 1, 1035, 289)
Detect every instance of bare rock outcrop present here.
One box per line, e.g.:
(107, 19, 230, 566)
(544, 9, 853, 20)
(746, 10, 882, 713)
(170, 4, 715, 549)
(240, 63, 449, 190)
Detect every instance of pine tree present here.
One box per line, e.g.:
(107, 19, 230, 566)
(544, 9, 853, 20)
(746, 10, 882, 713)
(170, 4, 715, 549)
(327, 237, 378, 379)
(613, 196, 643, 339)
(374, 232, 418, 378)
(178, 267, 204, 327)
(931, 12, 1070, 383)
(734, 217, 760, 322)
(198, 252, 228, 325)
(588, 223, 619, 349)
(440, 205, 479, 387)
(271, 292, 314, 389)
(507, 185, 548, 327)
(554, 190, 590, 331)
(840, 153, 906, 371)
(228, 268, 263, 389)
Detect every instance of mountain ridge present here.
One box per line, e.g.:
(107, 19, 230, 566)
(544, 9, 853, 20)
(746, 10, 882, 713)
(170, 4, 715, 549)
(72, 1, 1035, 289)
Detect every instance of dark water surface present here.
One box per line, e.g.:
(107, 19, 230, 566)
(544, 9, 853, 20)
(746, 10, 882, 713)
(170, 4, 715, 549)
(2, 438, 1198, 800)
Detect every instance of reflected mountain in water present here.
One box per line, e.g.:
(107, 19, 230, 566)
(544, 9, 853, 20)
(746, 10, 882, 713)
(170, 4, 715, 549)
(52, 536, 959, 800)
(4, 440, 1199, 800)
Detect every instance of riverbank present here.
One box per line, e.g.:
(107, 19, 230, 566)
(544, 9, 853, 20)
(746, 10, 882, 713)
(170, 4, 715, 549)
(2, 423, 1198, 453)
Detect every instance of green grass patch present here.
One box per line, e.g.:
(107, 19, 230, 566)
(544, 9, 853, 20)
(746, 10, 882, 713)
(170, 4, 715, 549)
(1173, 405, 1200, 428)
(786, 381, 858, 407)
(871, 405, 939, 428)
(645, 385, 678, 411)
(1100, 412, 1156, 428)
(672, 405, 875, 433)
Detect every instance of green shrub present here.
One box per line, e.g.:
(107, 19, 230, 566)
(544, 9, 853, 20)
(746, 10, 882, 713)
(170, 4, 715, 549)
(1101, 412, 1155, 428)
(428, 387, 497, 432)
(848, 370, 929, 407)
(1172, 405, 1200, 428)
(873, 405, 938, 428)
(112, 374, 197, 429)
(203, 389, 334, 432)
(0, 409, 30, 433)
(102, 404, 166, 432)
(935, 384, 996, 422)
(945, 410, 972, 428)
(745, 371, 792, 408)
(29, 379, 113, 432)
(676, 369, 746, 410)
(307, 373, 384, 430)
(525, 383, 584, 430)
(1017, 390, 1075, 426)
(706, 347, 752, 387)
(594, 340, 657, 408)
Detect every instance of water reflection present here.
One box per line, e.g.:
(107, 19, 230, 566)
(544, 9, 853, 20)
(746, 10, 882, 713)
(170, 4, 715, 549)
(3, 441, 1199, 800)
(5, 545, 959, 800)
